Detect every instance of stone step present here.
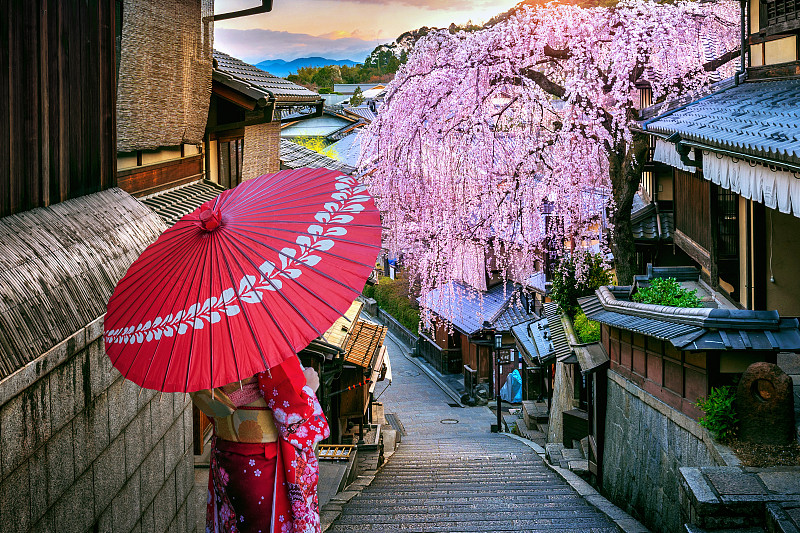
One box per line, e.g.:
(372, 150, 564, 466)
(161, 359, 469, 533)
(339, 499, 600, 512)
(328, 525, 617, 533)
(350, 484, 580, 494)
(685, 525, 766, 533)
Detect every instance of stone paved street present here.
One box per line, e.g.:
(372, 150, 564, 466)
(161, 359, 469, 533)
(327, 332, 618, 533)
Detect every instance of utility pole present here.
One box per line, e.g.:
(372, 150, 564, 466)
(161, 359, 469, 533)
(494, 333, 502, 432)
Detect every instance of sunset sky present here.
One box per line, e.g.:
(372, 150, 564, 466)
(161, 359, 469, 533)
(213, 0, 520, 63)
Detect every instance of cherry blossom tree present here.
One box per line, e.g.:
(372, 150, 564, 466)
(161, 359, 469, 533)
(361, 0, 738, 302)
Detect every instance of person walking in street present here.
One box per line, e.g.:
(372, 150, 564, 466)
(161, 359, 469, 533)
(192, 357, 330, 533)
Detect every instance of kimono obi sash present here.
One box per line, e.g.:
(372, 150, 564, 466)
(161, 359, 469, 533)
(214, 401, 279, 443)
(191, 380, 279, 444)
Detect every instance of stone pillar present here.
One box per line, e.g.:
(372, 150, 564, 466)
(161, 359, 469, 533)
(735, 362, 795, 445)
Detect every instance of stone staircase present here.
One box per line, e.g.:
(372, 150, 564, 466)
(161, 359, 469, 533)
(326, 435, 618, 532)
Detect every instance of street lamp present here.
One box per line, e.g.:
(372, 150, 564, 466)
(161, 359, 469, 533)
(494, 333, 503, 433)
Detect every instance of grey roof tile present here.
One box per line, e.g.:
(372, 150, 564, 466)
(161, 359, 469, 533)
(344, 106, 377, 122)
(213, 50, 321, 103)
(578, 293, 800, 352)
(420, 281, 536, 335)
(631, 199, 673, 241)
(141, 180, 225, 226)
(511, 318, 554, 367)
(645, 79, 800, 165)
(543, 303, 572, 362)
(280, 139, 355, 174)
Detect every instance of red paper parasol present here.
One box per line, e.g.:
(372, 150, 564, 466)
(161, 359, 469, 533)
(104, 168, 381, 392)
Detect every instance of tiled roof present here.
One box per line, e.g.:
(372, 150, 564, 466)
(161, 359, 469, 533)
(494, 299, 538, 331)
(343, 320, 387, 368)
(280, 139, 356, 174)
(322, 132, 362, 169)
(420, 281, 535, 335)
(644, 79, 800, 166)
(213, 50, 321, 103)
(579, 293, 800, 351)
(323, 300, 363, 350)
(344, 106, 377, 122)
(631, 195, 673, 242)
(579, 279, 800, 352)
(511, 317, 554, 367)
(141, 180, 225, 226)
(281, 114, 356, 138)
(543, 303, 572, 362)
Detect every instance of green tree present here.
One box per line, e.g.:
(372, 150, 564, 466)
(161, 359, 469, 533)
(350, 87, 364, 107)
(311, 65, 343, 91)
(550, 253, 612, 318)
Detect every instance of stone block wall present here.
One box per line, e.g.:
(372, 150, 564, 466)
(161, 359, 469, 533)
(602, 369, 732, 533)
(0, 317, 195, 533)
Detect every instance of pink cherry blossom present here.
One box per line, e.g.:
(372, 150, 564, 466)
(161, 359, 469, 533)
(361, 0, 738, 321)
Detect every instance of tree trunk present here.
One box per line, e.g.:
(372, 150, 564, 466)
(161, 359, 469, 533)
(609, 133, 650, 285)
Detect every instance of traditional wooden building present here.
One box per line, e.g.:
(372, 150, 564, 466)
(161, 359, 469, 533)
(0, 2, 204, 531)
(294, 301, 388, 443)
(207, 50, 324, 187)
(419, 281, 536, 395)
(639, 1, 800, 316)
(579, 267, 800, 532)
(115, 0, 214, 197)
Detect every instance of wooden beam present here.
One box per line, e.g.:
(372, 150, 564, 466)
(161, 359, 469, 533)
(117, 154, 203, 196)
(747, 60, 800, 79)
(212, 81, 259, 111)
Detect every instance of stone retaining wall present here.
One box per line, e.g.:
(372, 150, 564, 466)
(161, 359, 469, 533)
(602, 369, 734, 533)
(0, 317, 194, 533)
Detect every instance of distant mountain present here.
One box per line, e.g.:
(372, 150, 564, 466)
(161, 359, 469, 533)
(255, 57, 361, 77)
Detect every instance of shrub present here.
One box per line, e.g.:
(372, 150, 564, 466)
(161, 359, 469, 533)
(550, 253, 612, 318)
(367, 275, 420, 332)
(632, 277, 702, 308)
(573, 310, 600, 343)
(696, 386, 738, 442)
(362, 283, 375, 299)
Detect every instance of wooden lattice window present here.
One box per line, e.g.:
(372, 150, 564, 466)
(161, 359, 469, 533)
(761, 0, 800, 31)
(674, 169, 712, 251)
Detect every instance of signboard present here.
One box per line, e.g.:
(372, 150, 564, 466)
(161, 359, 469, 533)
(497, 348, 515, 365)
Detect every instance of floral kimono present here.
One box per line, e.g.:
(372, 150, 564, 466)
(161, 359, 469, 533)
(193, 358, 330, 533)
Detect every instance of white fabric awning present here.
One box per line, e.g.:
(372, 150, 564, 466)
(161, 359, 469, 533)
(654, 139, 696, 173)
(382, 346, 392, 384)
(368, 345, 389, 394)
(703, 152, 800, 218)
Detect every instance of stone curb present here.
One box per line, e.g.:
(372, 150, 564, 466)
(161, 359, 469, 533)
(320, 446, 398, 532)
(502, 433, 650, 533)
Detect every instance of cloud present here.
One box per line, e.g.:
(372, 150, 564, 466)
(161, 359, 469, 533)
(214, 28, 378, 63)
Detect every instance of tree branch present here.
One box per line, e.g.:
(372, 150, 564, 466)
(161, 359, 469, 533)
(520, 68, 566, 99)
(544, 45, 572, 59)
(703, 48, 740, 71)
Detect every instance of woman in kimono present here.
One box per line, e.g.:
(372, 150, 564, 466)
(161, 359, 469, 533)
(191, 357, 330, 533)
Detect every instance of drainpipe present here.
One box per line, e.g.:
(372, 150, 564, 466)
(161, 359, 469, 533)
(205, 0, 273, 22)
(736, 0, 748, 85)
(746, 199, 752, 309)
